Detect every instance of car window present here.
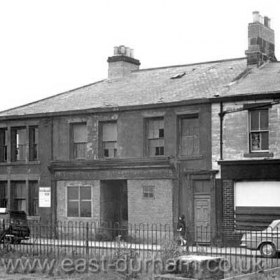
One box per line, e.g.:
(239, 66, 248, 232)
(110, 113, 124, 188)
(275, 222, 280, 231)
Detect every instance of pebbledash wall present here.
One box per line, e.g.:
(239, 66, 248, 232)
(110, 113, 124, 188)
(212, 99, 280, 237)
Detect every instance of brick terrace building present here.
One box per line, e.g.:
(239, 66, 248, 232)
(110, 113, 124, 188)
(0, 12, 279, 243)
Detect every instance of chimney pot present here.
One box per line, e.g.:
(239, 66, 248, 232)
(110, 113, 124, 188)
(130, 49, 134, 58)
(253, 11, 260, 22)
(268, 18, 271, 28)
(126, 47, 131, 57)
(120, 45, 126, 55)
(264, 16, 269, 27)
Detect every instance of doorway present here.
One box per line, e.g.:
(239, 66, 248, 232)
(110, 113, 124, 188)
(100, 180, 128, 238)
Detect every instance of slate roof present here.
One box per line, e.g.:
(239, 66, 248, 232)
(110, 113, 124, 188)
(0, 57, 249, 118)
(222, 62, 280, 97)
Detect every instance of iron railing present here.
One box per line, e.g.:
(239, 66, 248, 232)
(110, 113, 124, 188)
(0, 220, 279, 277)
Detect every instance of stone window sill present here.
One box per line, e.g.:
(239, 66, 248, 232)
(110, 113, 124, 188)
(243, 152, 274, 158)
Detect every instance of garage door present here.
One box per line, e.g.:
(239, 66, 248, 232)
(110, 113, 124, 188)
(235, 181, 280, 230)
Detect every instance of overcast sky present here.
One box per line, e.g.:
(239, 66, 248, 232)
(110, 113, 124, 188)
(0, 0, 279, 112)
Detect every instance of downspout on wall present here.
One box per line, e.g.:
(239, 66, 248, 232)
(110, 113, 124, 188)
(219, 102, 224, 161)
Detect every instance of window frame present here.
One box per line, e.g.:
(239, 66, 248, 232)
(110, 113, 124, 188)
(10, 180, 39, 216)
(29, 126, 39, 161)
(142, 185, 155, 199)
(67, 185, 92, 218)
(99, 121, 118, 159)
(29, 181, 39, 216)
(0, 181, 7, 208)
(249, 109, 269, 153)
(11, 181, 27, 212)
(0, 128, 8, 163)
(11, 127, 27, 162)
(70, 122, 87, 160)
(145, 117, 165, 157)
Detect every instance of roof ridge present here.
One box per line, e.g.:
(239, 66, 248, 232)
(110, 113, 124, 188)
(0, 79, 105, 115)
(134, 57, 247, 72)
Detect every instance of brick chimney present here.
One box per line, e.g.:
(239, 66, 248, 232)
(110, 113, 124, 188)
(245, 11, 277, 66)
(107, 45, 141, 79)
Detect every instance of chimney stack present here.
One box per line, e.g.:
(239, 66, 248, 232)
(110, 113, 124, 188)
(107, 45, 140, 79)
(245, 11, 276, 66)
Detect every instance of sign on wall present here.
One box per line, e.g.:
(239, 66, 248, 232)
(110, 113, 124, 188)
(39, 187, 51, 207)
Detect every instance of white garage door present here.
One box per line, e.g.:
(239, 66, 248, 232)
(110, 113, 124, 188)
(235, 181, 280, 207)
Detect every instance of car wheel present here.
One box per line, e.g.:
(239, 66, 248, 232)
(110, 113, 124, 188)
(260, 243, 276, 258)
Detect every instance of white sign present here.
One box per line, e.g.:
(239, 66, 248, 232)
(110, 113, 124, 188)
(39, 187, 51, 207)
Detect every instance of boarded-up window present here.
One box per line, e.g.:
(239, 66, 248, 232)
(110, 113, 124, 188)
(29, 126, 38, 161)
(147, 118, 164, 156)
(0, 128, 7, 162)
(179, 116, 199, 156)
(67, 186, 92, 217)
(249, 109, 269, 152)
(71, 123, 87, 159)
(102, 122, 117, 158)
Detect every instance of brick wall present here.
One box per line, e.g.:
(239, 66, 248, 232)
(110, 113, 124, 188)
(222, 179, 234, 232)
(127, 179, 174, 242)
(127, 179, 173, 225)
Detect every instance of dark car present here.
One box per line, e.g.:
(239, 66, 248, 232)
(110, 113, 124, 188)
(241, 220, 280, 258)
(0, 209, 30, 244)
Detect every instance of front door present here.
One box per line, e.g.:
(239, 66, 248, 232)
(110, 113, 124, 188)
(194, 195, 211, 243)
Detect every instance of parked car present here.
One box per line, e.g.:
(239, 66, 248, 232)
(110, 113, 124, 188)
(0, 209, 30, 244)
(241, 219, 280, 258)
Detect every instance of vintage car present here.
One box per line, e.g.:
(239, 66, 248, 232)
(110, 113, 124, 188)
(0, 209, 30, 244)
(241, 219, 280, 258)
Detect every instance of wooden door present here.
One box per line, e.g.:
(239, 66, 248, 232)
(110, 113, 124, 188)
(194, 196, 211, 243)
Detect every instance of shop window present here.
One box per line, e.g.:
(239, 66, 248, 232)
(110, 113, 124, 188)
(143, 185, 155, 199)
(179, 115, 199, 156)
(101, 122, 117, 158)
(29, 126, 38, 161)
(249, 109, 269, 152)
(71, 123, 87, 159)
(67, 186, 92, 217)
(0, 182, 7, 208)
(0, 128, 7, 162)
(147, 118, 164, 156)
(11, 127, 27, 161)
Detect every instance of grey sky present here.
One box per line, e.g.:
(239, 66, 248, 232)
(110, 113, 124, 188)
(0, 0, 279, 112)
